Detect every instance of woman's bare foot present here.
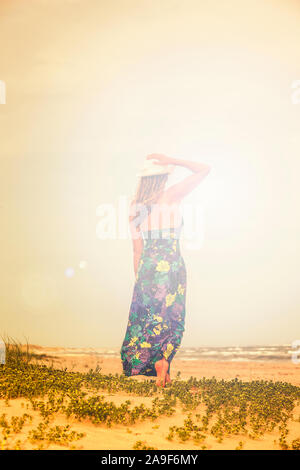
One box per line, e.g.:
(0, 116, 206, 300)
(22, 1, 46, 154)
(155, 358, 170, 387)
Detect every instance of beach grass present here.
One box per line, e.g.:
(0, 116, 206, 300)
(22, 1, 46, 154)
(0, 340, 300, 450)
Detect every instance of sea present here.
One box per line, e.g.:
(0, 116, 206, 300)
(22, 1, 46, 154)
(41, 345, 297, 363)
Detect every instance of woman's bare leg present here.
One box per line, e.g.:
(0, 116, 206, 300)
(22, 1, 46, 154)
(155, 358, 170, 387)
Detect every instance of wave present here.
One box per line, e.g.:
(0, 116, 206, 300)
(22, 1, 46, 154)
(37, 345, 297, 362)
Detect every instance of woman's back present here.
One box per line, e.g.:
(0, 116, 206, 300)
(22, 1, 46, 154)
(133, 194, 183, 233)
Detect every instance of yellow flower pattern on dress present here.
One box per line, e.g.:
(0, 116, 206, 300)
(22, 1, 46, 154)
(178, 284, 185, 295)
(140, 342, 151, 348)
(166, 293, 176, 307)
(163, 343, 174, 359)
(128, 336, 138, 347)
(153, 324, 162, 336)
(153, 315, 163, 322)
(156, 260, 170, 272)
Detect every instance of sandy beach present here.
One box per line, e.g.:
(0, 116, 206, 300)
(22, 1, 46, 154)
(36, 350, 300, 386)
(1, 345, 299, 450)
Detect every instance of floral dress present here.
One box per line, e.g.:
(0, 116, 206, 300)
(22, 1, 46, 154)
(120, 221, 186, 377)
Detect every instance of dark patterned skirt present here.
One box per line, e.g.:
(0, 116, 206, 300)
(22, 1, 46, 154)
(120, 225, 186, 377)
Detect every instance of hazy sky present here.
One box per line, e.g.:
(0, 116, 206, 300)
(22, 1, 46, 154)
(1, 0, 300, 348)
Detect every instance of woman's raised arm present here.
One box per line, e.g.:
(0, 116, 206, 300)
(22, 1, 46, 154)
(147, 154, 210, 203)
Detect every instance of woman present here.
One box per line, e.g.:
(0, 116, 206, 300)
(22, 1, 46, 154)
(120, 154, 210, 387)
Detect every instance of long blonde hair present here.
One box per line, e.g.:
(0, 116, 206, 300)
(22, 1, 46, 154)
(130, 174, 168, 227)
